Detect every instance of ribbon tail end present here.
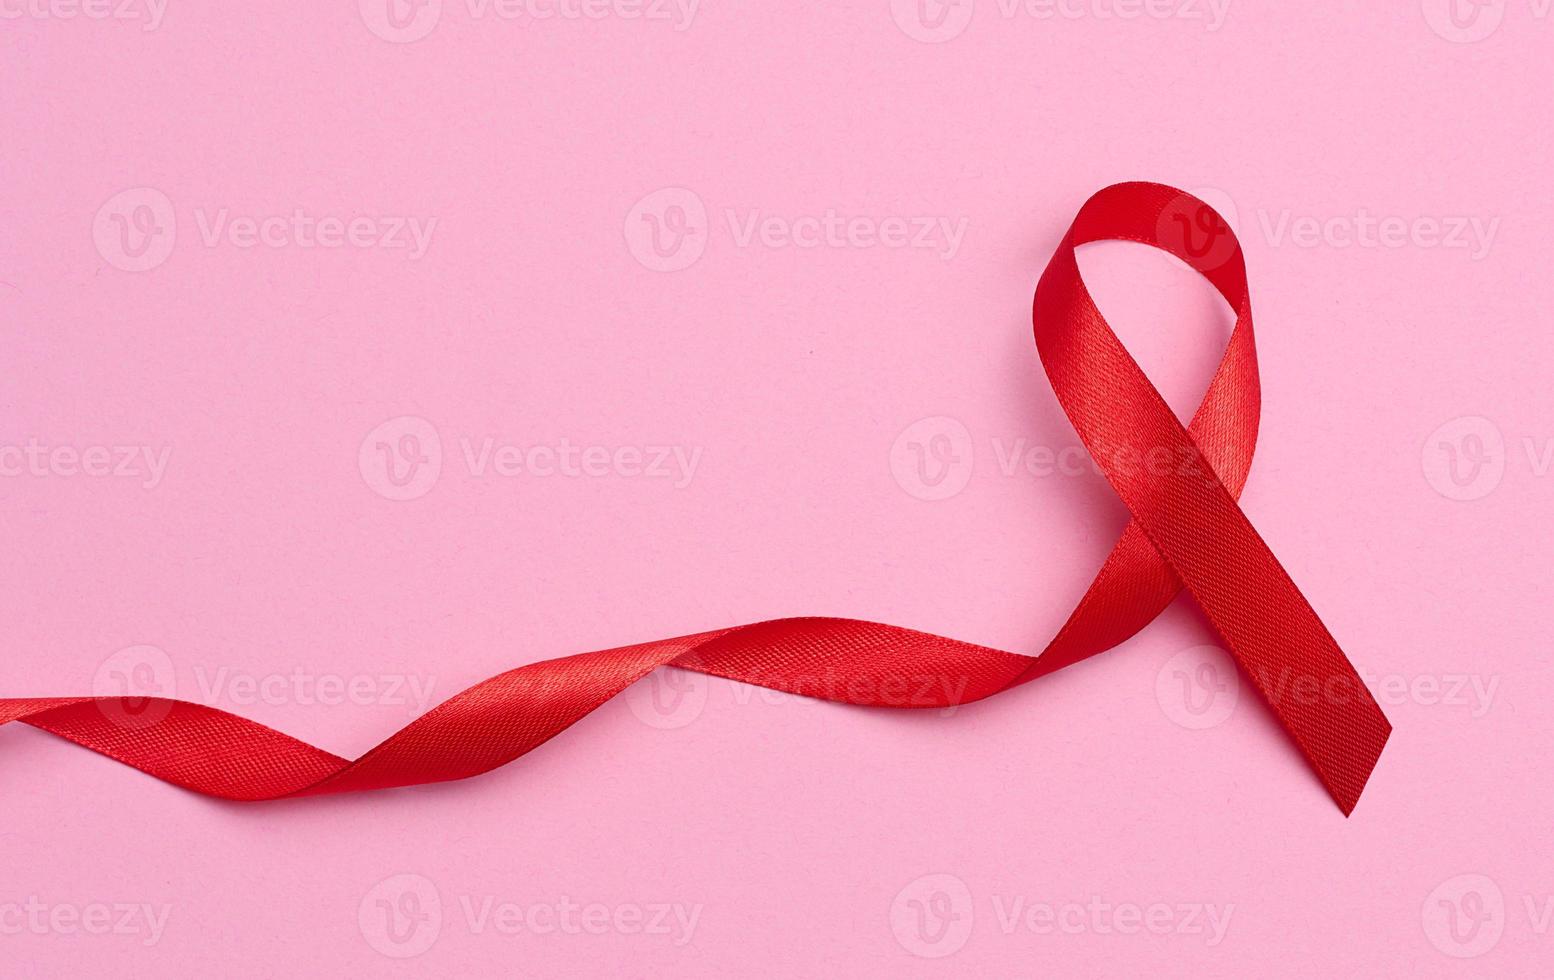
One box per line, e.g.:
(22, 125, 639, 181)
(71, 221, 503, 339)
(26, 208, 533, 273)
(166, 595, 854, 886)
(1330, 716, 1393, 818)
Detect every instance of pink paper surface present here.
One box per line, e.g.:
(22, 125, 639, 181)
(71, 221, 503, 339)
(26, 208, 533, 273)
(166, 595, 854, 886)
(2, 2, 1550, 975)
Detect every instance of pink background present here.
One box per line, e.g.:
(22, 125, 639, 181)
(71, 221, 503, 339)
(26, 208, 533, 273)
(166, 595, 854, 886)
(2, 1, 1550, 975)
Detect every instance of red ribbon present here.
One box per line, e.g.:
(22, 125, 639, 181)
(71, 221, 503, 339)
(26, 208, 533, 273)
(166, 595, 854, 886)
(0, 183, 1390, 813)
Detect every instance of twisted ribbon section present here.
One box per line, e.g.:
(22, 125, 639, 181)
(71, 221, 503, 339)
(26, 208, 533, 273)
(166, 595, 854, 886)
(0, 182, 1389, 812)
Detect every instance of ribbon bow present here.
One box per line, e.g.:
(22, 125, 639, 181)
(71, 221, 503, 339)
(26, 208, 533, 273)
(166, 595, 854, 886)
(0, 182, 1389, 812)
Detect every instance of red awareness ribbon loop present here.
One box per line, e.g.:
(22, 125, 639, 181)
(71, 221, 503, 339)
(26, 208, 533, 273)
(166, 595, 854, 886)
(1034, 182, 1391, 813)
(0, 182, 1389, 812)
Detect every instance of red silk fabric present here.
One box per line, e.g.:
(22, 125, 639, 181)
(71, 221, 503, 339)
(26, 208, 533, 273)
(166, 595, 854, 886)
(0, 183, 1389, 813)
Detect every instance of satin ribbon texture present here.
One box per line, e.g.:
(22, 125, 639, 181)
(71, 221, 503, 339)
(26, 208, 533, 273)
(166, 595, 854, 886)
(0, 182, 1390, 813)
